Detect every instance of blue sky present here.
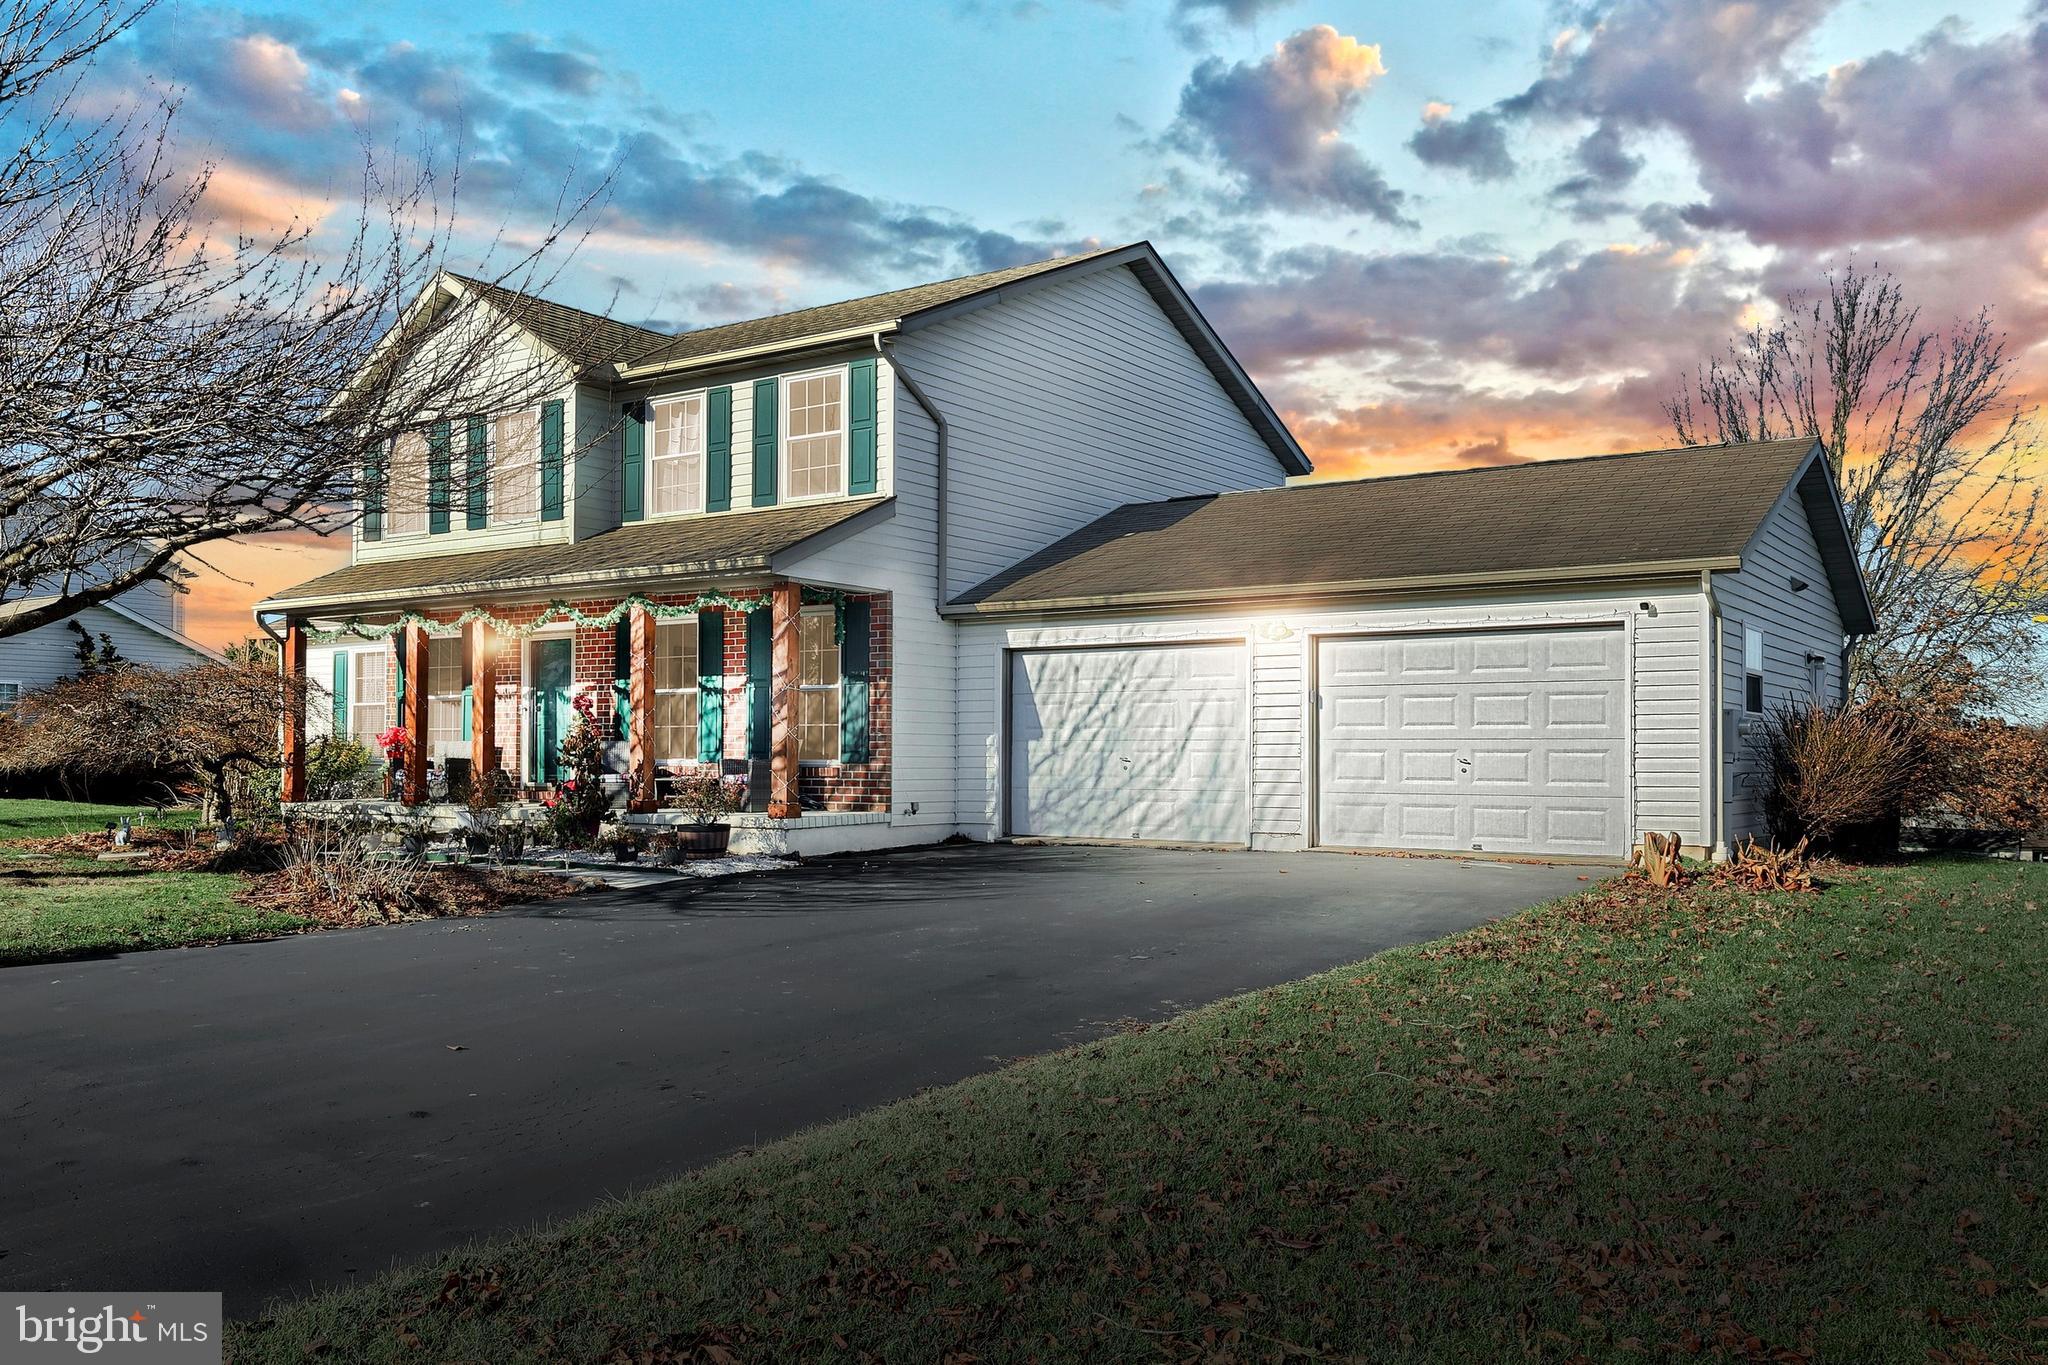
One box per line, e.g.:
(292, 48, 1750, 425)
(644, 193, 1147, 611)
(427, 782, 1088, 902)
(81, 0, 2048, 640)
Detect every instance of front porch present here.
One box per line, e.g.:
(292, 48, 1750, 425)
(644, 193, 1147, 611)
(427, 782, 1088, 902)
(276, 578, 892, 832)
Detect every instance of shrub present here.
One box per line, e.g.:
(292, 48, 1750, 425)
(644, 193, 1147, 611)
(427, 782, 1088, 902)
(278, 815, 428, 919)
(664, 769, 745, 826)
(306, 736, 380, 801)
(1753, 698, 1928, 851)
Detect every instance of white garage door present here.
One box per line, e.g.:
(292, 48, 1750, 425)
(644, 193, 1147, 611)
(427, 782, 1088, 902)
(1316, 627, 1628, 857)
(1008, 643, 1248, 844)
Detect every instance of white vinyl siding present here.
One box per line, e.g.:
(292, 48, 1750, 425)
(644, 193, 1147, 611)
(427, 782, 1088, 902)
(652, 619, 698, 762)
(782, 368, 847, 501)
(649, 394, 706, 516)
(1714, 471, 1849, 846)
(0, 603, 212, 703)
(798, 608, 839, 762)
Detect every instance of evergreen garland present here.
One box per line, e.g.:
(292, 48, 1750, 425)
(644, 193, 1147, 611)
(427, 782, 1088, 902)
(303, 588, 849, 645)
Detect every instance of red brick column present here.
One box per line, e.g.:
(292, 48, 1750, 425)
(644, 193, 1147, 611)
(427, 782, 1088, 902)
(466, 621, 495, 783)
(627, 604, 657, 812)
(768, 580, 801, 818)
(280, 619, 307, 804)
(402, 624, 429, 804)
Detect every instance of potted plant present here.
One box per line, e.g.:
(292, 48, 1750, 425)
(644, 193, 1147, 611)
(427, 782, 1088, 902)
(597, 823, 647, 864)
(663, 769, 745, 860)
(375, 725, 412, 802)
(540, 694, 611, 849)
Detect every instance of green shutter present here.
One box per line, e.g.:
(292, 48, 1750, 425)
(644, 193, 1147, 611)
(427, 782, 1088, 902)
(461, 684, 472, 742)
(427, 420, 452, 534)
(707, 386, 733, 512)
(840, 599, 870, 763)
(613, 616, 632, 741)
(331, 652, 349, 737)
(746, 609, 771, 759)
(391, 635, 405, 709)
(361, 445, 384, 541)
(540, 399, 565, 521)
(849, 358, 878, 496)
(465, 416, 488, 529)
(698, 610, 724, 761)
(620, 403, 644, 523)
(750, 378, 777, 507)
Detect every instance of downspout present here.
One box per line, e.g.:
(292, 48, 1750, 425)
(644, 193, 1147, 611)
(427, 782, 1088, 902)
(1701, 569, 1726, 859)
(877, 335, 950, 613)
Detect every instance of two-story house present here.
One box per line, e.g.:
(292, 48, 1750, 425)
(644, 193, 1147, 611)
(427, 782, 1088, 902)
(258, 242, 1872, 860)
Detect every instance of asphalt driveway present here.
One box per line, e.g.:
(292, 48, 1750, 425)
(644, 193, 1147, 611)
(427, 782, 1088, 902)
(0, 842, 1592, 1314)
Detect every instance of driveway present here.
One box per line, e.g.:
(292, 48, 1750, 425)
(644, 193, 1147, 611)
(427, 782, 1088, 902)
(0, 843, 1592, 1314)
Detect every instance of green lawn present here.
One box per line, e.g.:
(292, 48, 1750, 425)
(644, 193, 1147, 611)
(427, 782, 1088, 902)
(0, 855, 309, 966)
(227, 859, 2046, 1363)
(0, 797, 200, 842)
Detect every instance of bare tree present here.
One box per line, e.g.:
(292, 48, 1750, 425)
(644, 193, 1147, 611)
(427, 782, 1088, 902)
(0, 658, 312, 821)
(0, 0, 623, 638)
(1669, 265, 2048, 705)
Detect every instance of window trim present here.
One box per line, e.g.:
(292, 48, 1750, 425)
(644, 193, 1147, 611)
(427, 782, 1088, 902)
(0, 680, 21, 715)
(383, 430, 431, 539)
(490, 406, 542, 528)
(1742, 625, 1765, 714)
(646, 389, 710, 519)
(796, 604, 840, 766)
(424, 635, 465, 757)
(652, 615, 701, 764)
(348, 648, 389, 745)
(778, 364, 851, 504)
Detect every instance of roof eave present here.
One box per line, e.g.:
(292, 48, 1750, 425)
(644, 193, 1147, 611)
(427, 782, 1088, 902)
(257, 556, 781, 617)
(943, 557, 1742, 617)
(618, 321, 904, 382)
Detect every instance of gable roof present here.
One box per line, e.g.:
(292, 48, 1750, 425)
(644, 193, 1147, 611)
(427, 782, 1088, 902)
(951, 437, 1875, 632)
(451, 242, 1310, 479)
(443, 273, 674, 370)
(0, 594, 222, 661)
(256, 499, 892, 615)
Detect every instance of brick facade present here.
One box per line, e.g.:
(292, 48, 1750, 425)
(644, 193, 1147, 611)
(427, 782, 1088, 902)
(401, 587, 893, 814)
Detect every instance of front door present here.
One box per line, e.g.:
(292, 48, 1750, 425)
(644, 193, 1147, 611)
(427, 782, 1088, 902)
(530, 638, 573, 785)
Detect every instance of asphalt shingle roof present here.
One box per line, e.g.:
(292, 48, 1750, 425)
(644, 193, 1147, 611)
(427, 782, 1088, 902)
(445, 274, 675, 369)
(260, 499, 890, 612)
(623, 246, 1129, 370)
(953, 438, 1855, 615)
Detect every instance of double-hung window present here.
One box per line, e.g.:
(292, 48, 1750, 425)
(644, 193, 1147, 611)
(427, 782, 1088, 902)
(0, 681, 19, 715)
(425, 637, 464, 756)
(492, 408, 539, 524)
(349, 650, 389, 744)
(781, 368, 846, 500)
(386, 431, 430, 536)
(650, 394, 706, 516)
(797, 607, 840, 762)
(1743, 627, 1765, 714)
(651, 619, 699, 762)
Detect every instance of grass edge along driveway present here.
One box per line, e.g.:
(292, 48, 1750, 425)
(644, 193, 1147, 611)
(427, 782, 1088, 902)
(230, 859, 2045, 1364)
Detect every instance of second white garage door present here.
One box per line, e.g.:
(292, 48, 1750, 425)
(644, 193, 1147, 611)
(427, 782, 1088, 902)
(1316, 627, 1628, 857)
(1009, 643, 1248, 844)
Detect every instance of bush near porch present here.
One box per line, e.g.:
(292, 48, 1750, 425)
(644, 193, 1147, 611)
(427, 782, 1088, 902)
(229, 858, 2045, 1364)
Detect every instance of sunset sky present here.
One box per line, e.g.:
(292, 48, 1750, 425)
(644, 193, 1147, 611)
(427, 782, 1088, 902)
(92, 0, 2048, 647)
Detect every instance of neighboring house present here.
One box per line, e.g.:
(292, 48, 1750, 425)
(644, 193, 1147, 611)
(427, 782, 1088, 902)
(0, 577, 220, 713)
(257, 242, 1872, 859)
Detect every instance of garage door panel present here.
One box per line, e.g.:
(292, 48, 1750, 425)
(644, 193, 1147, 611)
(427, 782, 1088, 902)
(1317, 627, 1627, 858)
(1009, 644, 1248, 844)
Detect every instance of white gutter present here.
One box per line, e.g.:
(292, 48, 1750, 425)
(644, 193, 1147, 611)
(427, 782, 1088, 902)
(878, 336, 952, 615)
(620, 322, 903, 382)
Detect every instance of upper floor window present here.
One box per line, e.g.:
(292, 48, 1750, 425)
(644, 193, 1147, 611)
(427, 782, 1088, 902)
(651, 394, 705, 516)
(782, 368, 846, 501)
(651, 619, 699, 761)
(1743, 627, 1765, 714)
(386, 430, 430, 537)
(492, 409, 540, 525)
(797, 607, 839, 762)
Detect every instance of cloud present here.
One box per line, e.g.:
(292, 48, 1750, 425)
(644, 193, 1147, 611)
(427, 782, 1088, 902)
(1176, 0, 1294, 23)
(1166, 26, 1413, 223)
(1407, 102, 1515, 180)
(1452, 434, 1523, 466)
(486, 33, 604, 96)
